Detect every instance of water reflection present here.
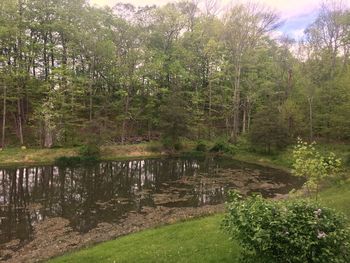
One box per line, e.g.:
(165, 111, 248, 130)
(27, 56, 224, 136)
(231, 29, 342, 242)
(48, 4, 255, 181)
(0, 157, 302, 245)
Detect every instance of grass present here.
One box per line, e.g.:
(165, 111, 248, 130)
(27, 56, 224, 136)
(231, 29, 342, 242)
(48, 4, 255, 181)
(0, 147, 78, 166)
(319, 179, 350, 218)
(0, 143, 165, 167)
(49, 214, 240, 263)
(234, 141, 350, 171)
(0, 141, 200, 167)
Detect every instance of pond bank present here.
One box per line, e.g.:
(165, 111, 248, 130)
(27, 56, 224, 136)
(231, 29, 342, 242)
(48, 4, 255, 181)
(0, 144, 165, 167)
(2, 205, 225, 263)
(48, 180, 350, 263)
(0, 143, 292, 172)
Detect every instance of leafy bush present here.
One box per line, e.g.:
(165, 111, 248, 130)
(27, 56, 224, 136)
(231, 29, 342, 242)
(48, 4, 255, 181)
(79, 144, 100, 158)
(161, 136, 183, 151)
(235, 135, 252, 152)
(195, 140, 207, 152)
(223, 191, 350, 263)
(210, 141, 235, 155)
(292, 138, 342, 199)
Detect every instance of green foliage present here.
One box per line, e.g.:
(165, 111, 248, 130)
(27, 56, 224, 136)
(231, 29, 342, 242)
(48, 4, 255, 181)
(292, 138, 342, 199)
(195, 140, 208, 152)
(210, 140, 236, 155)
(159, 90, 189, 151)
(161, 136, 183, 151)
(0, 0, 350, 149)
(249, 106, 290, 153)
(79, 144, 101, 158)
(223, 191, 350, 263)
(235, 135, 253, 152)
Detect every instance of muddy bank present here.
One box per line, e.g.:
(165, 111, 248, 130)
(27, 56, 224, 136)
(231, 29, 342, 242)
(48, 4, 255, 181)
(0, 204, 225, 263)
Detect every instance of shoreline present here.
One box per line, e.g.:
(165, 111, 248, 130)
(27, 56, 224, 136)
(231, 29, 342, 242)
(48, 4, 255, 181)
(0, 144, 293, 173)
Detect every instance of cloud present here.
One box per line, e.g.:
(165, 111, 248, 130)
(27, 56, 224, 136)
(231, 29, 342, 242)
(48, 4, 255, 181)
(89, 0, 350, 39)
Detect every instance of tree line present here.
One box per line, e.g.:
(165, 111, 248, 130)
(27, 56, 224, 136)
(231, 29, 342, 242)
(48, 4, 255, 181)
(0, 0, 349, 149)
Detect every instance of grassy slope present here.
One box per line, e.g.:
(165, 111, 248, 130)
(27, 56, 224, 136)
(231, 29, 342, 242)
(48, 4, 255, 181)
(49, 214, 240, 263)
(319, 180, 350, 218)
(234, 142, 350, 171)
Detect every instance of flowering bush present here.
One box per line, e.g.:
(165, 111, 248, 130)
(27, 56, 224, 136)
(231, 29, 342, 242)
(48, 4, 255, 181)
(292, 138, 342, 199)
(223, 191, 350, 263)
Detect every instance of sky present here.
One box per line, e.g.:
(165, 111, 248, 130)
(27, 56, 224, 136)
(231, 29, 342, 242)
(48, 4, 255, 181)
(90, 0, 350, 40)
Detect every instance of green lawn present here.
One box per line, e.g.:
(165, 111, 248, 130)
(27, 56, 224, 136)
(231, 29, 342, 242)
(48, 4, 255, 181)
(319, 180, 350, 218)
(49, 214, 240, 263)
(49, 180, 350, 263)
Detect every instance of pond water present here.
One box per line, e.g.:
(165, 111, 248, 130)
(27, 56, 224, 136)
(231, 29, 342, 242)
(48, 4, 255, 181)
(0, 156, 303, 248)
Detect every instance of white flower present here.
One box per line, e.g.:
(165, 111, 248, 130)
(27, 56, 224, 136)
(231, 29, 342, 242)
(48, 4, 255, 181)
(314, 208, 322, 217)
(317, 230, 327, 239)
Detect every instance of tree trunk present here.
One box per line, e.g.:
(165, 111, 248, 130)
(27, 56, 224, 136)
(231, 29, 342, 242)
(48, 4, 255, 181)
(231, 64, 241, 141)
(89, 84, 93, 121)
(44, 120, 53, 148)
(1, 83, 6, 148)
(121, 90, 130, 145)
(147, 120, 151, 141)
(208, 80, 212, 140)
(308, 97, 313, 142)
(242, 101, 246, 134)
(17, 99, 24, 145)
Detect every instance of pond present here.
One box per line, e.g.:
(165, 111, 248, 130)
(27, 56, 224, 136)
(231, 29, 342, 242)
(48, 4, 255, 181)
(0, 156, 303, 262)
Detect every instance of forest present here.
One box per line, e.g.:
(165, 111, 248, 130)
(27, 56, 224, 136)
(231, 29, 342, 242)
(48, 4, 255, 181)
(1, 1, 350, 262)
(0, 0, 349, 150)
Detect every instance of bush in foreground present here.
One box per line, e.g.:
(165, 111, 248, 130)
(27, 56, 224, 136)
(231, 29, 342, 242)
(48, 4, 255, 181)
(223, 191, 350, 263)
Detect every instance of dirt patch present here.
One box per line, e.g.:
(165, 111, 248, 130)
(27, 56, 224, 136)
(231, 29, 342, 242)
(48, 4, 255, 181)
(0, 204, 225, 263)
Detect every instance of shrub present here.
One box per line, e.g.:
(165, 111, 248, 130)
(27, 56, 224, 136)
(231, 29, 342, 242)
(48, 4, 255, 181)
(235, 135, 252, 152)
(210, 141, 235, 155)
(292, 138, 342, 199)
(195, 140, 207, 152)
(79, 144, 100, 158)
(161, 136, 183, 151)
(223, 191, 350, 263)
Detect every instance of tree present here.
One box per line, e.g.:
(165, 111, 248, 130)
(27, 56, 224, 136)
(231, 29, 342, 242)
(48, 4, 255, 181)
(249, 106, 289, 153)
(292, 138, 342, 199)
(223, 2, 280, 141)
